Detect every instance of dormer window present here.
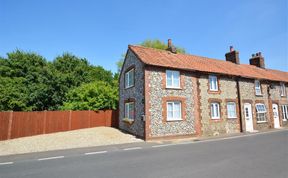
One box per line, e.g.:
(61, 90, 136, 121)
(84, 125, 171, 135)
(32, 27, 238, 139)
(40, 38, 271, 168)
(280, 83, 286, 96)
(209, 75, 218, 91)
(255, 80, 262, 95)
(166, 70, 180, 88)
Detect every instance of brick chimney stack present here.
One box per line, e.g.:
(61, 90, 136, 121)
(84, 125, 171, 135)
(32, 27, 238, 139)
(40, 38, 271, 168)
(225, 46, 240, 64)
(249, 52, 265, 68)
(167, 39, 177, 54)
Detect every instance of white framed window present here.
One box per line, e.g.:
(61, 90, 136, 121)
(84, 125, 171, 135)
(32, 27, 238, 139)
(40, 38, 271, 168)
(166, 70, 180, 88)
(227, 102, 237, 118)
(167, 101, 182, 121)
(280, 83, 286, 96)
(211, 102, 220, 119)
(255, 103, 267, 123)
(255, 80, 262, 95)
(281, 105, 288, 121)
(125, 68, 134, 88)
(209, 75, 218, 91)
(124, 102, 135, 120)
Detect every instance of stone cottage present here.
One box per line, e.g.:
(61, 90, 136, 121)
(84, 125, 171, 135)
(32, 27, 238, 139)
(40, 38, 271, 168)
(119, 39, 288, 140)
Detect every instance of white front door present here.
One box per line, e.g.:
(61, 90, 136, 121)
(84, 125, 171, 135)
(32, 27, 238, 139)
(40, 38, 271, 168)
(272, 104, 280, 128)
(244, 103, 253, 132)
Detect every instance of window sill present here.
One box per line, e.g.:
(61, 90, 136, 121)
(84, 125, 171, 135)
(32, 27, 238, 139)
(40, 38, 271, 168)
(283, 119, 288, 122)
(166, 118, 183, 122)
(123, 118, 134, 125)
(125, 86, 135, 90)
(227, 117, 237, 119)
(211, 118, 221, 120)
(208, 90, 221, 94)
(256, 121, 268, 124)
(165, 87, 182, 90)
(255, 94, 263, 97)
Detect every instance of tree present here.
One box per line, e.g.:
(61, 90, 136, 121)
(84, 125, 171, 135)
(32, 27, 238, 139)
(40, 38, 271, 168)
(140, 39, 186, 54)
(0, 77, 29, 111)
(61, 81, 118, 110)
(116, 39, 186, 73)
(0, 50, 52, 111)
(0, 51, 116, 111)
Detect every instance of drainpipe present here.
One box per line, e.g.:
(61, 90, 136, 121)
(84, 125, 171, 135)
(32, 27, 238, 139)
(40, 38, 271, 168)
(236, 78, 243, 132)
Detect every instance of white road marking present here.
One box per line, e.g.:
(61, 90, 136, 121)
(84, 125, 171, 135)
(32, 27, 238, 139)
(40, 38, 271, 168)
(0, 162, 13, 165)
(123, 147, 142, 151)
(84, 151, 107, 155)
(38, 156, 64, 161)
(152, 144, 174, 148)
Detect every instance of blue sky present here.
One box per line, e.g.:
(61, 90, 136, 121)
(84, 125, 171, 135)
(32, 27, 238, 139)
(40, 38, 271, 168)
(1, 0, 287, 73)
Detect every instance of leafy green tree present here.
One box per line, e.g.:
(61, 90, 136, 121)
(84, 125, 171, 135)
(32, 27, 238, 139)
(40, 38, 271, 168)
(48, 53, 115, 110)
(0, 50, 52, 111)
(0, 77, 29, 111)
(61, 81, 118, 110)
(116, 39, 186, 74)
(140, 39, 186, 54)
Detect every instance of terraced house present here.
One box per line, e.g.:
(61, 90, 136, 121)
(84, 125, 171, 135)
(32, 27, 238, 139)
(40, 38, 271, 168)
(119, 39, 288, 140)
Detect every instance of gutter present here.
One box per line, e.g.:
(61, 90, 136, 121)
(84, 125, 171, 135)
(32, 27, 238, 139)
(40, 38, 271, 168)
(236, 78, 243, 132)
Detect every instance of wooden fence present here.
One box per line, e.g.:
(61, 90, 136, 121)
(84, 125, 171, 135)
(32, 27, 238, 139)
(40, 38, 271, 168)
(0, 110, 119, 141)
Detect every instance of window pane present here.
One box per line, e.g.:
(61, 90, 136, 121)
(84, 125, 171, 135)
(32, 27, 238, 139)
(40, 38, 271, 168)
(173, 76, 180, 88)
(129, 70, 134, 86)
(167, 103, 173, 119)
(215, 104, 219, 117)
(166, 71, 173, 87)
(209, 76, 218, 90)
(129, 103, 134, 119)
(125, 104, 129, 118)
(211, 104, 215, 117)
(174, 102, 181, 118)
(227, 102, 236, 118)
(125, 73, 129, 87)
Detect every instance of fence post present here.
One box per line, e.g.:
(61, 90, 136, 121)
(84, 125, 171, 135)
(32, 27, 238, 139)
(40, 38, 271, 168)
(43, 110, 47, 134)
(69, 110, 72, 130)
(7, 111, 13, 140)
(88, 110, 91, 128)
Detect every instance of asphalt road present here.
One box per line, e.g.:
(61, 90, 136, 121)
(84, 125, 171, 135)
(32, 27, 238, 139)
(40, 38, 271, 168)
(0, 130, 287, 178)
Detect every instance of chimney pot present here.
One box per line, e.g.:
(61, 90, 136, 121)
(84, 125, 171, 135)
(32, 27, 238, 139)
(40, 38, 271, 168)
(225, 46, 240, 64)
(249, 52, 265, 68)
(167, 39, 177, 53)
(168, 39, 172, 49)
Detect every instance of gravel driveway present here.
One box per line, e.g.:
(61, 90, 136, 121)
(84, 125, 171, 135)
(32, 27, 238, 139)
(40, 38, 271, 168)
(0, 127, 142, 156)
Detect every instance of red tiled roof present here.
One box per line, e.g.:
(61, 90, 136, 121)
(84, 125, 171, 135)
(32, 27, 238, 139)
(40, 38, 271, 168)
(128, 45, 288, 82)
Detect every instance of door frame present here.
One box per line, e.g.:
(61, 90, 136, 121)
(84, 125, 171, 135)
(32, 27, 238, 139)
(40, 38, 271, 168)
(244, 103, 254, 132)
(272, 103, 280, 128)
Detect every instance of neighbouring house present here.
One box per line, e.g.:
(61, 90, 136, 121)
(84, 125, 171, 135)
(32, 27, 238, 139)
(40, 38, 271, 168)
(119, 39, 288, 140)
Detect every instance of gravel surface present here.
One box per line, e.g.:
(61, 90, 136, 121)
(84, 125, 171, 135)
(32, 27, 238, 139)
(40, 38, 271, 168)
(0, 127, 143, 156)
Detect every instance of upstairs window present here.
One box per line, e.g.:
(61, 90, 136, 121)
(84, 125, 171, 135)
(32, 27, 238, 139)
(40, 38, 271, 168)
(256, 103, 267, 122)
(209, 75, 218, 91)
(280, 83, 286, 96)
(125, 68, 134, 88)
(211, 102, 220, 119)
(167, 101, 182, 121)
(255, 80, 262, 95)
(227, 102, 237, 118)
(166, 70, 180, 88)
